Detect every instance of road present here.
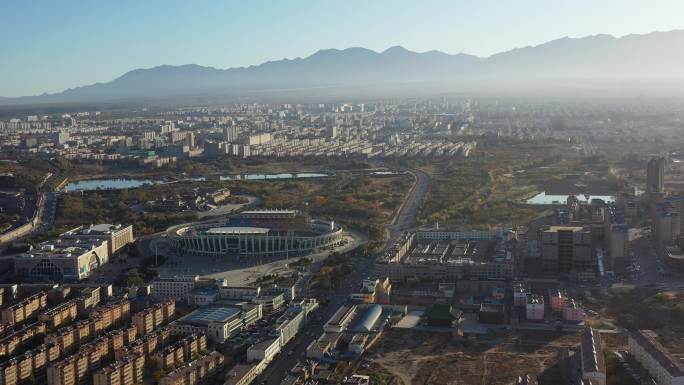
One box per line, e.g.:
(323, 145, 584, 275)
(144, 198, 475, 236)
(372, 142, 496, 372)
(259, 168, 430, 385)
(386, 168, 429, 241)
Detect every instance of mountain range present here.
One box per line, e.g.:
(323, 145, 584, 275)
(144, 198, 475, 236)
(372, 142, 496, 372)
(4, 30, 684, 105)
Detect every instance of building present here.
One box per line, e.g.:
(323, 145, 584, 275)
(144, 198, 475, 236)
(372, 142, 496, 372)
(170, 210, 344, 259)
(171, 306, 261, 343)
(14, 238, 109, 281)
(353, 305, 382, 332)
(526, 295, 544, 321)
(59, 224, 134, 256)
(647, 157, 666, 195)
(223, 125, 238, 143)
(652, 196, 683, 244)
(39, 300, 78, 329)
(549, 289, 566, 312)
(152, 276, 200, 301)
(375, 229, 516, 282)
(306, 332, 342, 360)
(251, 293, 285, 313)
(159, 351, 224, 385)
(323, 305, 357, 333)
(538, 226, 593, 279)
(246, 338, 280, 363)
(478, 303, 504, 325)
(219, 286, 261, 301)
(580, 328, 606, 385)
(350, 278, 392, 304)
(0, 292, 48, 325)
(224, 363, 261, 385)
(188, 287, 219, 307)
(628, 330, 684, 385)
(562, 299, 586, 323)
(132, 299, 175, 336)
(664, 245, 684, 272)
(513, 283, 528, 307)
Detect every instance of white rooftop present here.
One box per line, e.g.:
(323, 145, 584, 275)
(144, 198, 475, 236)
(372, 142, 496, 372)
(206, 227, 270, 235)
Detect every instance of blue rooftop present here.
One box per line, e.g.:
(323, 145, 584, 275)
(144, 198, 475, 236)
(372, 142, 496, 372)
(182, 307, 240, 325)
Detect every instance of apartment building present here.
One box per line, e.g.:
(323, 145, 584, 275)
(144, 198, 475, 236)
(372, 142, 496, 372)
(91, 300, 131, 332)
(1, 292, 48, 325)
(0, 322, 46, 359)
(39, 300, 78, 329)
(150, 333, 207, 370)
(159, 352, 224, 385)
(132, 299, 175, 336)
(580, 328, 606, 385)
(526, 295, 545, 321)
(628, 330, 684, 385)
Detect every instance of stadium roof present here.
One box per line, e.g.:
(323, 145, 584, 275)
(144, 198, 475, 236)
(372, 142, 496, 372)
(242, 209, 296, 215)
(206, 227, 270, 235)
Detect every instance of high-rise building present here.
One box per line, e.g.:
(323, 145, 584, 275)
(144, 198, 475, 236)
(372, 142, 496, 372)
(538, 226, 593, 278)
(223, 125, 238, 143)
(646, 157, 665, 195)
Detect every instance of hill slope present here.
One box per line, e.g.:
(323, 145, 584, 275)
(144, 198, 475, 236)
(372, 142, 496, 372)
(4, 30, 684, 105)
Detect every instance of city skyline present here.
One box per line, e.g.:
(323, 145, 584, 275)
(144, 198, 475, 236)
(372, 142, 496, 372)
(2, 0, 684, 97)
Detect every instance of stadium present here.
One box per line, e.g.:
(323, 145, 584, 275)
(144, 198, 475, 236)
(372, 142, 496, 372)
(170, 209, 344, 258)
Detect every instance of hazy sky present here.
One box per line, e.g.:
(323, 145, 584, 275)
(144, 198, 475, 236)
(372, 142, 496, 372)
(2, 0, 683, 97)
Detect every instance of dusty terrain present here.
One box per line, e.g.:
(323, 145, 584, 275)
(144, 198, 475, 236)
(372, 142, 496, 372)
(360, 329, 582, 385)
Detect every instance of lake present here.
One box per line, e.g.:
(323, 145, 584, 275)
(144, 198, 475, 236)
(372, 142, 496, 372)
(65, 178, 159, 192)
(220, 172, 330, 181)
(64, 173, 332, 191)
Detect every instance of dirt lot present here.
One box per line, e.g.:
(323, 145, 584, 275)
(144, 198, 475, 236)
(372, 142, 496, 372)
(359, 329, 582, 385)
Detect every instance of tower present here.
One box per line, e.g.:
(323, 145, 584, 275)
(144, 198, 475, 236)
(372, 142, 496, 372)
(646, 156, 665, 194)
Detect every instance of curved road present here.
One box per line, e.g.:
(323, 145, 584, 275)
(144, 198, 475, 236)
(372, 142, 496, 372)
(386, 168, 430, 244)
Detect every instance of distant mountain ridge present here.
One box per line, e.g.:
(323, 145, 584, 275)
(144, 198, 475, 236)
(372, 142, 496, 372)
(4, 30, 684, 105)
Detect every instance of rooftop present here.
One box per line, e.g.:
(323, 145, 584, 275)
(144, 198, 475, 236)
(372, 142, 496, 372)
(205, 227, 270, 235)
(581, 328, 605, 374)
(180, 307, 240, 325)
(631, 329, 684, 377)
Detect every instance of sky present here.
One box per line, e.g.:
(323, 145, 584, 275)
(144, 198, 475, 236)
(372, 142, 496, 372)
(1, 0, 684, 97)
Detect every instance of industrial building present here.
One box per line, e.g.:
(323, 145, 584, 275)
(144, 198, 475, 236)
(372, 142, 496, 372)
(375, 229, 516, 282)
(323, 305, 357, 333)
(353, 305, 382, 332)
(170, 210, 344, 259)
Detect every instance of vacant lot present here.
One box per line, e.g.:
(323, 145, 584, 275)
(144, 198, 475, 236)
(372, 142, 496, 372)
(359, 329, 581, 385)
